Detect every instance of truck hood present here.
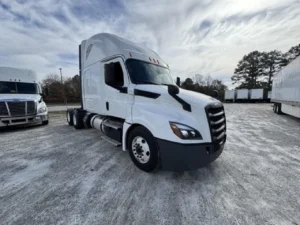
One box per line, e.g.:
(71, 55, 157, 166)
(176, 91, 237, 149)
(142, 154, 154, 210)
(0, 94, 41, 102)
(135, 85, 221, 108)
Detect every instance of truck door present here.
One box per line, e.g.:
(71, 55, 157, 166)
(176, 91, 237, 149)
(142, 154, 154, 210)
(103, 58, 132, 120)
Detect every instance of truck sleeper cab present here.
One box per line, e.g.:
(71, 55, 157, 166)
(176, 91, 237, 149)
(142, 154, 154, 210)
(0, 67, 48, 127)
(66, 33, 226, 172)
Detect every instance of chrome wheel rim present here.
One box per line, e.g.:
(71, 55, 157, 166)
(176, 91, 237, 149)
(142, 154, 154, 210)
(132, 136, 150, 164)
(73, 113, 77, 126)
(67, 112, 70, 122)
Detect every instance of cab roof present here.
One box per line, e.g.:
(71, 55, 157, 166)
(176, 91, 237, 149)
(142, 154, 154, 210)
(81, 33, 168, 69)
(0, 67, 37, 83)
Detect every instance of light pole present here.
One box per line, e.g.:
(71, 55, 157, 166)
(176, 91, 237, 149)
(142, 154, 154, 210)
(59, 68, 63, 84)
(59, 68, 66, 105)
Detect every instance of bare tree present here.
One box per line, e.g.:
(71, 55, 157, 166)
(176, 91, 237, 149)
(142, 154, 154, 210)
(41, 74, 81, 103)
(193, 74, 205, 85)
(205, 74, 213, 86)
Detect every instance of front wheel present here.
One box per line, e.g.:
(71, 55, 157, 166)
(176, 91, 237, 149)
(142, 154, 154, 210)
(128, 126, 159, 172)
(42, 120, 49, 125)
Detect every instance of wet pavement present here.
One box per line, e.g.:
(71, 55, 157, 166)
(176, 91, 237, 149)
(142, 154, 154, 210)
(0, 104, 299, 225)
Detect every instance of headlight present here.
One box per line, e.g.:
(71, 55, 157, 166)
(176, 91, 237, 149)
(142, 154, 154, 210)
(169, 122, 202, 140)
(38, 106, 47, 113)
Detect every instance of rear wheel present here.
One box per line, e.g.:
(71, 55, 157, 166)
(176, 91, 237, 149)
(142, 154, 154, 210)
(277, 103, 282, 114)
(73, 110, 84, 129)
(128, 126, 159, 172)
(273, 104, 277, 113)
(42, 120, 49, 125)
(66, 110, 74, 126)
(273, 103, 282, 114)
(83, 113, 94, 128)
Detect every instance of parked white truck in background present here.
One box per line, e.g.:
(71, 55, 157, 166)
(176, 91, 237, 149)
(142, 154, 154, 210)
(66, 33, 226, 172)
(272, 56, 300, 118)
(236, 89, 249, 102)
(225, 89, 271, 103)
(0, 67, 48, 127)
(224, 90, 236, 102)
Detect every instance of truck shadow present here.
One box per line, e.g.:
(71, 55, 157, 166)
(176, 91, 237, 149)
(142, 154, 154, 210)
(157, 161, 221, 182)
(280, 113, 300, 123)
(0, 124, 43, 133)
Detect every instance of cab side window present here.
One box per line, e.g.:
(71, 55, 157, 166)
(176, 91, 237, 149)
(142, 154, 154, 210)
(104, 62, 124, 88)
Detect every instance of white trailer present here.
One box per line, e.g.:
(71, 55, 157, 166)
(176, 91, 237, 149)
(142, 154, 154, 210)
(267, 91, 272, 103)
(250, 88, 268, 102)
(268, 91, 272, 99)
(271, 56, 300, 118)
(0, 67, 48, 127)
(236, 89, 249, 102)
(66, 33, 226, 172)
(224, 90, 236, 102)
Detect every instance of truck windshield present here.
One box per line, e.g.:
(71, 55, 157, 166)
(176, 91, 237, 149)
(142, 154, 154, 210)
(0, 81, 39, 94)
(126, 59, 174, 85)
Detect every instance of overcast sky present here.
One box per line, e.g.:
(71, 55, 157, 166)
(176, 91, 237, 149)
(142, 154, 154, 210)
(1, 0, 300, 88)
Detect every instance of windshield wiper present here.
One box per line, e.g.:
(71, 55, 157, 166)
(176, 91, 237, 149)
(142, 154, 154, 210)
(161, 83, 173, 86)
(135, 80, 174, 86)
(135, 80, 159, 85)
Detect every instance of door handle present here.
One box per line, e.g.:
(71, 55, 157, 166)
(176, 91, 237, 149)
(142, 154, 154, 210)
(106, 102, 109, 110)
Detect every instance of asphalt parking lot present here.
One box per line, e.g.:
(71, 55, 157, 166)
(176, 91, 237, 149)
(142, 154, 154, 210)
(0, 104, 299, 225)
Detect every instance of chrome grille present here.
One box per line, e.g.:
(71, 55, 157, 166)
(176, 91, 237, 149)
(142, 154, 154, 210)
(0, 102, 8, 116)
(27, 101, 36, 114)
(7, 102, 26, 116)
(0, 101, 36, 117)
(206, 104, 226, 152)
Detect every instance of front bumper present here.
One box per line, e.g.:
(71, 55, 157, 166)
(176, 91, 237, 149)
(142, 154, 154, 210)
(157, 139, 224, 172)
(0, 114, 48, 127)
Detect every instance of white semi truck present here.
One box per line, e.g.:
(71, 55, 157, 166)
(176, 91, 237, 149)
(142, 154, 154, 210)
(66, 33, 226, 172)
(0, 67, 48, 127)
(272, 56, 300, 118)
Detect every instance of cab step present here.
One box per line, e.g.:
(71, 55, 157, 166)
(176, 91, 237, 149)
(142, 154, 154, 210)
(101, 135, 121, 147)
(102, 119, 123, 130)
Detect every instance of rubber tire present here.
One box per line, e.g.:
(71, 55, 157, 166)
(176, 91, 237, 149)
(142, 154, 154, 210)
(273, 104, 277, 113)
(42, 120, 49, 125)
(66, 110, 74, 126)
(276, 103, 282, 115)
(128, 126, 159, 172)
(83, 113, 94, 128)
(73, 110, 84, 129)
